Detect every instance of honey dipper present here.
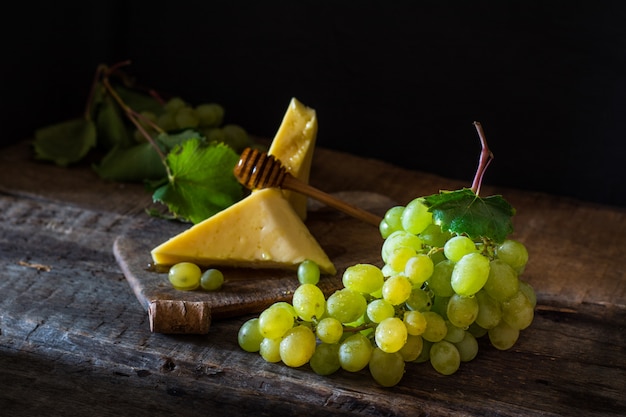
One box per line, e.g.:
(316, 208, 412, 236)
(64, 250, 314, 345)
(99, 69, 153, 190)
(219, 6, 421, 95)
(233, 147, 383, 227)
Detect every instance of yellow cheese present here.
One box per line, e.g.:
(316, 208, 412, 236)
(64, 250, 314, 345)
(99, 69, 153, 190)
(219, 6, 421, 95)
(267, 97, 318, 220)
(151, 188, 336, 274)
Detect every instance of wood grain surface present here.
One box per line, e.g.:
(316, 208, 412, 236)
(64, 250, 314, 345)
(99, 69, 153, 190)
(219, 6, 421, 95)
(1, 139, 625, 417)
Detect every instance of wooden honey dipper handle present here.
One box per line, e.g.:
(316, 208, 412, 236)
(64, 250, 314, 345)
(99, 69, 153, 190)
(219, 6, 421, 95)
(234, 148, 383, 227)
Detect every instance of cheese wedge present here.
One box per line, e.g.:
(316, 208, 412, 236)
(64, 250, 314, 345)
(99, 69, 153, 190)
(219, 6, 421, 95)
(151, 188, 336, 274)
(267, 97, 318, 220)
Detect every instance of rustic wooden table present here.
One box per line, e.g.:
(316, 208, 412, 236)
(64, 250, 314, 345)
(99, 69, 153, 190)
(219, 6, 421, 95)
(1, 139, 624, 417)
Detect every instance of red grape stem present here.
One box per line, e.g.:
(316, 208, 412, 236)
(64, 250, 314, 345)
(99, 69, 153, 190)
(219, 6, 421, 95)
(471, 121, 494, 196)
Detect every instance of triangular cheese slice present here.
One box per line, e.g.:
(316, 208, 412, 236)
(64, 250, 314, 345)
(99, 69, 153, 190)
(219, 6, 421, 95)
(151, 188, 336, 274)
(267, 97, 318, 220)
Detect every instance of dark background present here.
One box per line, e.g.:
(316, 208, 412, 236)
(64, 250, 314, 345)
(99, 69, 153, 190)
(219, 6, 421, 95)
(2, 1, 625, 206)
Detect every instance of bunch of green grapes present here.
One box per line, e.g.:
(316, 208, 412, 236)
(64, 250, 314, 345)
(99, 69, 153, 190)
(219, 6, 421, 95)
(135, 97, 254, 152)
(238, 196, 535, 387)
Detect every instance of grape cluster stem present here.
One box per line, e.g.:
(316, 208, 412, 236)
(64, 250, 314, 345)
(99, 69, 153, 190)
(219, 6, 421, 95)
(471, 121, 494, 196)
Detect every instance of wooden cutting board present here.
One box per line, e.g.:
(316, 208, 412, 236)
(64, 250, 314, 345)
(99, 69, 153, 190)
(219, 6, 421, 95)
(113, 191, 395, 334)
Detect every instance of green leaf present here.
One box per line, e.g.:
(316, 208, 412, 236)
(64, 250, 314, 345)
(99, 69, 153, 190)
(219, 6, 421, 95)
(152, 138, 244, 224)
(422, 188, 515, 243)
(92, 142, 166, 181)
(33, 118, 97, 166)
(114, 85, 164, 114)
(155, 129, 205, 152)
(95, 94, 134, 150)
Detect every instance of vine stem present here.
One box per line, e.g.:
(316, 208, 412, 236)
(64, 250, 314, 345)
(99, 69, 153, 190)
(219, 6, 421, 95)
(471, 121, 494, 196)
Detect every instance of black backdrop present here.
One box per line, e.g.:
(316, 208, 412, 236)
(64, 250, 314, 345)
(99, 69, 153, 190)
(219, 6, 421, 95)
(3, 1, 625, 206)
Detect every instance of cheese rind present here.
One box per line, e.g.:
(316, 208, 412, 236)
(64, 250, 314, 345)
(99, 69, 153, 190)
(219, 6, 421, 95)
(151, 188, 336, 275)
(267, 97, 317, 220)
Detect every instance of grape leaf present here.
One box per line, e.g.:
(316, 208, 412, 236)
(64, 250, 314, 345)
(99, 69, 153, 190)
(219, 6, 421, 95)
(92, 142, 166, 181)
(95, 94, 134, 150)
(33, 118, 97, 167)
(152, 138, 244, 224)
(422, 189, 515, 243)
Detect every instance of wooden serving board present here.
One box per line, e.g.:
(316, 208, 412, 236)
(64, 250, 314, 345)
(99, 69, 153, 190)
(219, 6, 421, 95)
(113, 191, 395, 334)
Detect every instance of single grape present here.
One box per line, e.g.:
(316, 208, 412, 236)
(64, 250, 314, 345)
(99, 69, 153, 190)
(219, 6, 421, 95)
(474, 289, 503, 329)
(292, 283, 326, 322)
(430, 340, 461, 375)
(443, 321, 466, 343)
(164, 97, 187, 114)
(326, 288, 367, 324)
(430, 295, 450, 319)
(259, 337, 282, 363)
(451, 252, 491, 296)
(488, 320, 520, 350)
(501, 289, 534, 330)
(405, 287, 432, 312)
(315, 317, 344, 344)
(279, 325, 316, 367)
(156, 112, 177, 131)
(414, 339, 433, 363)
(468, 322, 488, 338)
(381, 230, 422, 264)
(401, 197, 433, 235)
(168, 262, 201, 291)
(443, 235, 478, 262)
(369, 348, 406, 387)
(381, 206, 405, 238)
(454, 331, 479, 362)
(419, 223, 453, 248)
(399, 334, 424, 362)
(221, 124, 252, 152)
(174, 106, 199, 129)
(375, 317, 408, 353)
(426, 259, 455, 297)
(238, 318, 264, 352)
(382, 275, 412, 305)
(338, 333, 373, 372)
(518, 280, 537, 308)
(298, 259, 320, 285)
(309, 343, 341, 375)
(446, 293, 479, 328)
(496, 239, 529, 273)
(421, 311, 448, 342)
(366, 299, 395, 323)
(195, 103, 224, 128)
(483, 259, 519, 302)
(258, 304, 295, 339)
(342, 263, 384, 294)
(387, 246, 417, 274)
(403, 253, 434, 286)
(200, 268, 224, 291)
(403, 310, 427, 336)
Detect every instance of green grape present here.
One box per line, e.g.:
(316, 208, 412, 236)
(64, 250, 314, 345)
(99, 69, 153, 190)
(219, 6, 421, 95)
(382, 275, 412, 305)
(156, 112, 177, 131)
(381, 206, 405, 238)
(429, 340, 461, 375)
(403, 253, 434, 286)
(221, 124, 252, 152)
(375, 317, 408, 353)
(381, 230, 423, 264)
(366, 299, 395, 323)
(518, 280, 537, 308)
(168, 262, 201, 290)
(310, 343, 341, 376)
(204, 127, 226, 143)
(401, 197, 433, 235)
(369, 348, 406, 387)
(468, 322, 488, 338)
(292, 283, 326, 322)
(488, 320, 520, 350)
(474, 289, 502, 329)
(342, 263, 384, 294)
(443, 321, 466, 343)
(483, 259, 520, 302)
(405, 287, 432, 312)
(338, 333, 373, 372)
(271, 301, 298, 319)
(496, 239, 529, 273)
(326, 288, 367, 324)
(430, 295, 450, 319)
(164, 97, 187, 114)
(443, 235, 478, 262)
(501, 289, 534, 330)
(399, 334, 423, 362)
(419, 223, 453, 248)
(279, 325, 316, 367)
(421, 311, 448, 342)
(387, 246, 417, 273)
(195, 103, 224, 128)
(258, 304, 295, 339)
(414, 339, 433, 363)
(403, 310, 427, 336)
(426, 259, 455, 297)
(259, 337, 282, 363)
(454, 331, 479, 362)
(200, 268, 224, 291)
(238, 318, 264, 352)
(451, 252, 491, 296)
(174, 106, 199, 129)
(298, 259, 320, 285)
(315, 317, 344, 344)
(446, 293, 479, 328)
